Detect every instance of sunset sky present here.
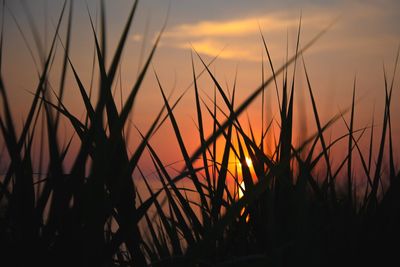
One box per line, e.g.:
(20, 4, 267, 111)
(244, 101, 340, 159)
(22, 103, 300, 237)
(2, 0, 400, 172)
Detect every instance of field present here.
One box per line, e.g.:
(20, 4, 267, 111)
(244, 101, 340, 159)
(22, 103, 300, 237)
(0, 1, 399, 266)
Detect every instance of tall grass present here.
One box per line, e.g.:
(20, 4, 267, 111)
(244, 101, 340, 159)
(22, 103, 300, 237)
(0, 1, 399, 267)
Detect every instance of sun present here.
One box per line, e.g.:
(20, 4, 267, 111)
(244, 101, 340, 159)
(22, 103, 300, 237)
(245, 157, 252, 167)
(239, 181, 245, 199)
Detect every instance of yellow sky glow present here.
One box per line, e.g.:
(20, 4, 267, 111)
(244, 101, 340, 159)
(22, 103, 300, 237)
(179, 39, 257, 60)
(164, 13, 332, 39)
(161, 13, 334, 61)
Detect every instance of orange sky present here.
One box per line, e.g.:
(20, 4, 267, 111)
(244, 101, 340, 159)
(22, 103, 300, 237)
(1, 0, 399, 177)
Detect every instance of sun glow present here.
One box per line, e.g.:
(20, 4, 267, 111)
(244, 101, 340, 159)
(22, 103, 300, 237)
(239, 181, 245, 199)
(245, 157, 253, 168)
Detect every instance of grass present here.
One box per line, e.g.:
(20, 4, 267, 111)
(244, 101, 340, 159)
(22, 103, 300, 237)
(0, 1, 400, 266)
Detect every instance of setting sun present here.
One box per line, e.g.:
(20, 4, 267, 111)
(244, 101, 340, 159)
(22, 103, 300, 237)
(245, 157, 253, 168)
(239, 181, 245, 199)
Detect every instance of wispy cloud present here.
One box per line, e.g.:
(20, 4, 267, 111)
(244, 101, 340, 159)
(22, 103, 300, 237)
(165, 16, 299, 39)
(160, 12, 335, 61)
(179, 40, 259, 61)
(142, 2, 397, 62)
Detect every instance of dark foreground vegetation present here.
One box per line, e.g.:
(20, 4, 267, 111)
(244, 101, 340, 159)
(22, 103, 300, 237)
(0, 1, 399, 266)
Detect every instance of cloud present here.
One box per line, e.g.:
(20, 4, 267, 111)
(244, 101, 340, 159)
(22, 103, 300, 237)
(179, 40, 259, 61)
(160, 12, 336, 61)
(165, 16, 296, 39)
(147, 2, 398, 62)
(164, 11, 337, 39)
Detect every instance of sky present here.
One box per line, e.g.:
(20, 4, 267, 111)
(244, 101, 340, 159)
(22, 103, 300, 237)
(1, 0, 400, 175)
